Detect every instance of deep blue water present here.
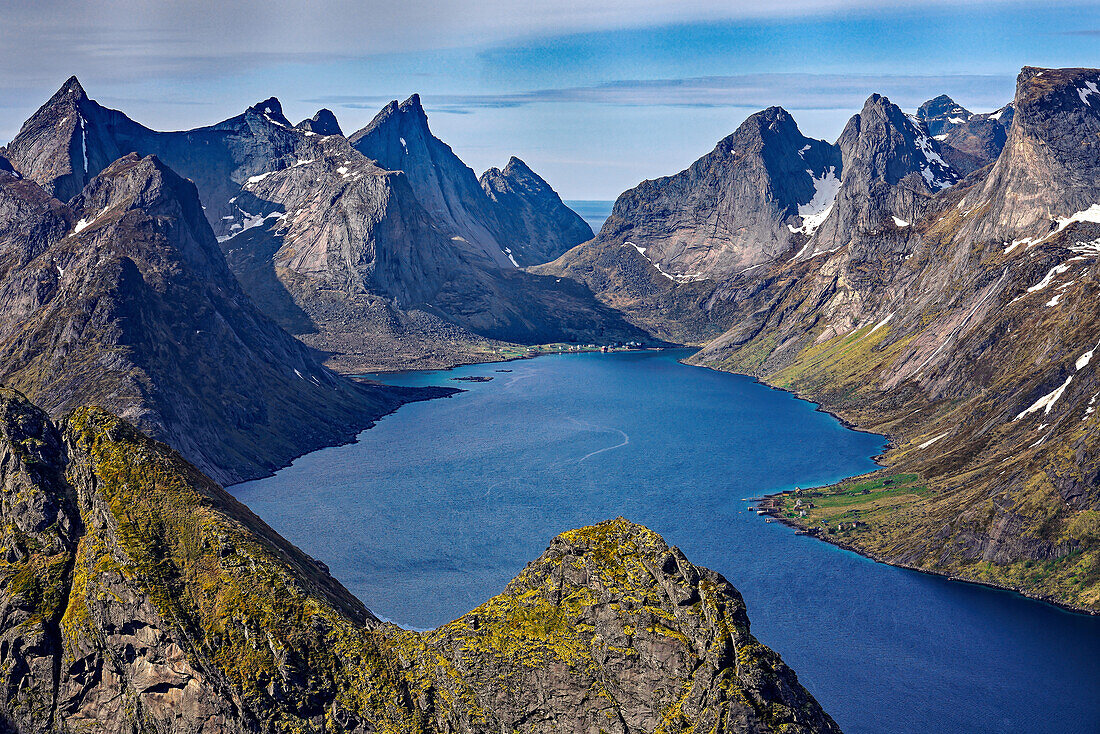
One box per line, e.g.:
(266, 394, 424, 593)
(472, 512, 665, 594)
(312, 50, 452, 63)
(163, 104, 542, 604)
(565, 199, 614, 235)
(232, 350, 1100, 734)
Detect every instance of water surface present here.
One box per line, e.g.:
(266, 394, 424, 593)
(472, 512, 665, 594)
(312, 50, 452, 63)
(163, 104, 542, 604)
(566, 199, 614, 234)
(232, 350, 1100, 734)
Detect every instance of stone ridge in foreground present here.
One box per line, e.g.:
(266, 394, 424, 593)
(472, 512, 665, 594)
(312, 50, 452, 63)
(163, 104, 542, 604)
(0, 388, 840, 733)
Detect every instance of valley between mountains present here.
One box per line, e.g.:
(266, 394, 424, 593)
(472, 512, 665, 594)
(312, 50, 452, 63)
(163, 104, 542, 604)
(0, 63, 1097, 732)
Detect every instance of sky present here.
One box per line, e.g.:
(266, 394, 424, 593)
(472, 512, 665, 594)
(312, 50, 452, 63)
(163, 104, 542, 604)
(2, 1, 1099, 199)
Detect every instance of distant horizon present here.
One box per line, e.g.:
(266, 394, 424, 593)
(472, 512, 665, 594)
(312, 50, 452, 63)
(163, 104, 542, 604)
(3, 1, 1098, 198)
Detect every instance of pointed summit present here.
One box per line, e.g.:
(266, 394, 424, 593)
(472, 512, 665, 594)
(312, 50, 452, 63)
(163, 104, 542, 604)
(807, 93, 959, 252)
(349, 94, 511, 268)
(3, 76, 94, 200)
(296, 108, 342, 137)
(246, 97, 292, 127)
(480, 155, 593, 265)
(552, 105, 841, 281)
(56, 75, 87, 101)
(917, 94, 973, 137)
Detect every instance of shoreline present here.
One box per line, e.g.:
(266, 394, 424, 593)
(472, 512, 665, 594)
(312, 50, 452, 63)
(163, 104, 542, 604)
(758, 498, 1099, 618)
(681, 355, 1099, 617)
(358, 344, 678, 377)
(330, 345, 1094, 617)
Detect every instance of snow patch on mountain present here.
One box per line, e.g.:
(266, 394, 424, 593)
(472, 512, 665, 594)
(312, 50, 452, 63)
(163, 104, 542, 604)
(788, 167, 839, 236)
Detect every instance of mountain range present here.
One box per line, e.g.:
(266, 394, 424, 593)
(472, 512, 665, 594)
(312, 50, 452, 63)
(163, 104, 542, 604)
(542, 66, 1100, 612)
(1, 62, 1099, 730)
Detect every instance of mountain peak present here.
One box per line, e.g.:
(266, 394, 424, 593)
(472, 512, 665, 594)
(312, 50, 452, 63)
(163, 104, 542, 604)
(296, 108, 342, 137)
(502, 155, 533, 175)
(917, 94, 973, 137)
(246, 97, 292, 127)
(401, 93, 424, 112)
(57, 75, 87, 101)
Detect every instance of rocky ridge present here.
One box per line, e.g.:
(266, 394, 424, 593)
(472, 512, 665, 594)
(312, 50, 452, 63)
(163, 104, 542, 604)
(3, 79, 627, 372)
(0, 146, 440, 485)
(0, 388, 841, 733)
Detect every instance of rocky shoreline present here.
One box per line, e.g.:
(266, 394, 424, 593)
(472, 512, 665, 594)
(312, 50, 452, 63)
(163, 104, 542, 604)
(756, 492, 1100, 617)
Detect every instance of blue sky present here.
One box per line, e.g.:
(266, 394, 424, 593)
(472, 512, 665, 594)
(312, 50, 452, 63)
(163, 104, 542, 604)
(2, 1, 1099, 198)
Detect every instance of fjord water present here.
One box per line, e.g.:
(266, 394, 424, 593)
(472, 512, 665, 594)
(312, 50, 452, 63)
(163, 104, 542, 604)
(565, 199, 614, 234)
(232, 350, 1100, 734)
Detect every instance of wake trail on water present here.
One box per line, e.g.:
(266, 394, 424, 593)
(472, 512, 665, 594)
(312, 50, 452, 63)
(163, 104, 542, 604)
(576, 428, 630, 463)
(563, 417, 631, 464)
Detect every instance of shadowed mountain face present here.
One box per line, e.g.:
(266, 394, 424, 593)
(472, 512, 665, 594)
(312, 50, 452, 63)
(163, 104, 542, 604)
(350, 94, 512, 269)
(0, 151, 439, 485)
(296, 108, 343, 136)
(480, 155, 594, 266)
(2, 79, 641, 372)
(916, 94, 973, 138)
(543, 66, 1100, 611)
(0, 389, 842, 734)
(350, 94, 593, 268)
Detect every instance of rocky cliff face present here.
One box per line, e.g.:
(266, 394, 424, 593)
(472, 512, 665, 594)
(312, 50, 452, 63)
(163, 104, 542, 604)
(806, 94, 959, 254)
(0, 151, 434, 485)
(350, 95, 513, 270)
(479, 156, 594, 265)
(916, 94, 973, 138)
(958, 67, 1100, 243)
(590, 106, 841, 282)
(2, 78, 632, 371)
(0, 389, 841, 734)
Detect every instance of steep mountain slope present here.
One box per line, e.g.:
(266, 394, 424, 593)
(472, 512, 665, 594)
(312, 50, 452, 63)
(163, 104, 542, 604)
(3, 79, 634, 371)
(534, 107, 845, 344)
(0, 152, 435, 485)
(687, 67, 1100, 611)
(479, 156, 594, 265)
(349, 94, 512, 269)
(350, 95, 592, 268)
(943, 108, 1010, 168)
(217, 131, 647, 372)
(805, 94, 959, 255)
(0, 388, 842, 734)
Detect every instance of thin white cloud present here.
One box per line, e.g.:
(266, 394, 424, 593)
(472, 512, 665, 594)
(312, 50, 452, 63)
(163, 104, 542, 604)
(312, 73, 1017, 116)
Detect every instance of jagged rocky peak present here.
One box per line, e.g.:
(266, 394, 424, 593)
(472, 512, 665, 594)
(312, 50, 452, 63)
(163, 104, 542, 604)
(960, 66, 1100, 242)
(349, 93, 433, 169)
(296, 107, 342, 136)
(244, 96, 293, 127)
(479, 155, 594, 266)
(349, 93, 512, 268)
(2, 75, 94, 201)
(589, 104, 841, 280)
(71, 152, 229, 279)
(917, 94, 973, 138)
(807, 93, 959, 252)
(849, 94, 959, 190)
